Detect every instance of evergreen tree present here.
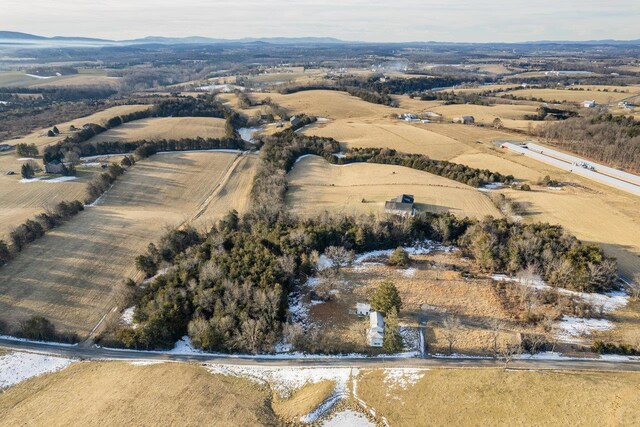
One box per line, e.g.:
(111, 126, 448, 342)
(371, 279, 402, 314)
(382, 308, 403, 353)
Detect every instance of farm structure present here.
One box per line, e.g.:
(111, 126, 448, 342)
(356, 303, 371, 316)
(583, 100, 596, 108)
(384, 194, 415, 217)
(453, 116, 475, 124)
(367, 311, 385, 347)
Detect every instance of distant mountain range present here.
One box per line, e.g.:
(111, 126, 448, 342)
(0, 31, 345, 46)
(0, 31, 638, 46)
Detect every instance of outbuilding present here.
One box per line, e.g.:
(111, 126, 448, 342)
(453, 115, 475, 124)
(356, 303, 371, 316)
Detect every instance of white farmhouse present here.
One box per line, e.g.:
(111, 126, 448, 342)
(356, 303, 371, 316)
(367, 311, 385, 347)
(583, 100, 596, 108)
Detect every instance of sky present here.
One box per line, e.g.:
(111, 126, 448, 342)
(1, 0, 639, 43)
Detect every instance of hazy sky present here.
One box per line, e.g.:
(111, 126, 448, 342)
(1, 0, 639, 42)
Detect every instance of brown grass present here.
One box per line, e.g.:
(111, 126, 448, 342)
(0, 361, 277, 427)
(286, 155, 502, 220)
(357, 368, 640, 427)
(499, 87, 634, 104)
(272, 380, 336, 422)
(88, 117, 227, 143)
(0, 152, 254, 338)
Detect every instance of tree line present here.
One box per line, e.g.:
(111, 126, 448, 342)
(538, 113, 640, 173)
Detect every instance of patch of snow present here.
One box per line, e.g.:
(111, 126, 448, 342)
(383, 368, 427, 389)
(294, 153, 315, 164)
(129, 360, 165, 366)
(0, 352, 74, 389)
(353, 241, 454, 265)
(19, 176, 78, 183)
(120, 306, 135, 326)
(400, 267, 417, 277)
(316, 117, 331, 123)
(321, 409, 374, 427)
(479, 182, 504, 191)
(206, 364, 354, 398)
(490, 274, 629, 312)
(238, 127, 262, 143)
(556, 316, 614, 343)
(332, 152, 346, 158)
(25, 73, 55, 79)
(17, 157, 35, 161)
(156, 149, 243, 155)
(518, 352, 640, 362)
(142, 267, 170, 285)
(168, 336, 203, 355)
(310, 299, 325, 306)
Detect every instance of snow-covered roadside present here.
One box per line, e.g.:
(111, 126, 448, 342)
(0, 335, 77, 347)
(0, 352, 75, 389)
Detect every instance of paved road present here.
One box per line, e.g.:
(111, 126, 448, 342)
(2, 338, 639, 372)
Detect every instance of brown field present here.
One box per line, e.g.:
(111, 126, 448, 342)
(0, 151, 256, 337)
(499, 88, 633, 104)
(302, 119, 470, 160)
(2, 104, 151, 150)
(253, 90, 396, 119)
(88, 117, 227, 143)
(0, 361, 277, 427)
(0, 105, 152, 236)
(29, 74, 121, 89)
(0, 168, 95, 239)
(358, 368, 640, 427)
(272, 380, 335, 422)
(286, 155, 502, 220)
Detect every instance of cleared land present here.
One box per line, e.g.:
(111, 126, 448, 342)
(499, 88, 635, 104)
(302, 119, 470, 160)
(0, 105, 151, 238)
(2, 104, 151, 150)
(0, 151, 256, 337)
(0, 361, 277, 427)
(358, 368, 640, 426)
(88, 117, 227, 143)
(0, 71, 119, 88)
(286, 155, 502, 220)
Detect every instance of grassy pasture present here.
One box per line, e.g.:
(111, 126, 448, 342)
(358, 368, 640, 426)
(303, 119, 470, 160)
(0, 361, 277, 427)
(286, 155, 502, 220)
(88, 117, 227, 143)
(499, 87, 634, 104)
(0, 151, 254, 338)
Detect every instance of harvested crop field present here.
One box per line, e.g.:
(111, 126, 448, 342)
(0, 151, 254, 337)
(88, 117, 227, 143)
(499, 88, 633, 104)
(286, 155, 501, 219)
(303, 119, 470, 160)
(255, 90, 396, 119)
(0, 168, 95, 239)
(357, 368, 640, 426)
(2, 104, 151, 150)
(0, 361, 277, 427)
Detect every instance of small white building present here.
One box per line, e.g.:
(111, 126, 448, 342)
(453, 115, 475, 124)
(367, 311, 385, 347)
(583, 100, 596, 108)
(356, 303, 371, 316)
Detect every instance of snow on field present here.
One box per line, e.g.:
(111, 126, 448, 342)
(206, 364, 355, 398)
(519, 352, 640, 362)
(490, 274, 629, 312)
(238, 127, 262, 143)
(120, 306, 135, 326)
(25, 73, 57, 79)
(295, 153, 316, 164)
(0, 335, 77, 347)
(20, 176, 78, 183)
(383, 368, 428, 390)
(556, 316, 614, 342)
(0, 352, 74, 389)
(479, 182, 504, 191)
(321, 410, 374, 427)
(400, 267, 417, 277)
(17, 157, 35, 161)
(129, 360, 165, 366)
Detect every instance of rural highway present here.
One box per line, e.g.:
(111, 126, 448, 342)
(1, 338, 640, 372)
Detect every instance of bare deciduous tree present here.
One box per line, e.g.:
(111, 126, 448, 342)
(442, 314, 462, 355)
